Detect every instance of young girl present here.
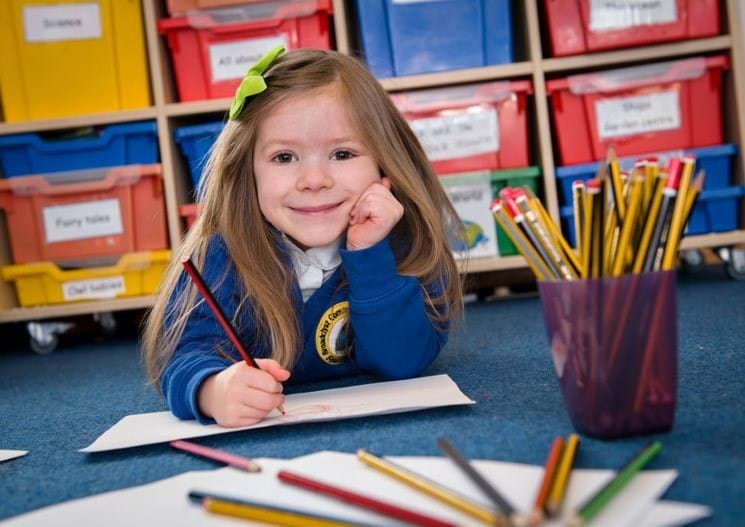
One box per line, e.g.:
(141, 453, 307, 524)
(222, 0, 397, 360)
(143, 46, 463, 428)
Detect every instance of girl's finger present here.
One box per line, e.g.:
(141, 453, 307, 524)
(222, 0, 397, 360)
(254, 358, 291, 383)
(239, 389, 285, 412)
(239, 367, 284, 393)
(380, 177, 392, 190)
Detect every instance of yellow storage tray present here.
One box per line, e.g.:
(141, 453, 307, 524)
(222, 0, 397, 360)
(2, 251, 170, 307)
(0, 0, 151, 122)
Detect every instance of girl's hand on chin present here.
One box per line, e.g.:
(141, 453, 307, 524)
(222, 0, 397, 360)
(346, 177, 404, 251)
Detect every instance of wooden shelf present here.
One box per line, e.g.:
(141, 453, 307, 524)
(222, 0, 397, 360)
(680, 230, 745, 250)
(0, 108, 159, 136)
(164, 98, 232, 117)
(457, 255, 527, 274)
(379, 62, 534, 92)
(1, 0, 744, 324)
(0, 296, 155, 324)
(542, 35, 732, 73)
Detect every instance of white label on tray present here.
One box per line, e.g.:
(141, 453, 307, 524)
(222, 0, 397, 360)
(43, 199, 123, 243)
(590, 0, 677, 31)
(410, 108, 499, 162)
(209, 35, 289, 82)
(441, 174, 498, 259)
(62, 276, 126, 301)
(23, 3, 102, 43)
(596, 90, 681, 139)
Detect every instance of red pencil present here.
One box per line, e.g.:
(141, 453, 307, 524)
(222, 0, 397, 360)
(182, 258, 285, 415)
(278, 470, 457, 527)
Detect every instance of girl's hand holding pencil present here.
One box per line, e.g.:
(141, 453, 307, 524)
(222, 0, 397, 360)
(198, 359, 290, 428)
(346, 177, 404, 251)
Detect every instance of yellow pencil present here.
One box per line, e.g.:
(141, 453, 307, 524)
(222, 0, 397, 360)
(632, 182, 665, 274)
(546, 434, 581, 517)
(203, 497, 359, 527)
(492, 200, 554, 281)
(516, 194, 577, 280)
(612, 176, 644, 276)
(661, 157, 696, 270)
(527, 189, 583, 276)
(608, 152, 626, 224)
(357, 449, 507, 527)
(580, 188, 595, 279)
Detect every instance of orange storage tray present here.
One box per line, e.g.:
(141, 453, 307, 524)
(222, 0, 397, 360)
(0, 164, 168, 265)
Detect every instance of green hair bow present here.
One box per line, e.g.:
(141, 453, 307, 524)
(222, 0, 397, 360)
(229, 44, 286, 121)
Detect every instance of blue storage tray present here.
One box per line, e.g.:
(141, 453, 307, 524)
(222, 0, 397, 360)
(174, 121, 224, 186)
(559, 185, 745, 246)
(686, 185, 744, 235)
(353, 0, 514, 78)
(555, 144, 738, 206)
(0, 121, 159, 178)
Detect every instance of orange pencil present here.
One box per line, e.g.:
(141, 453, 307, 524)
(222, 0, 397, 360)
(533, 437, 565, 520)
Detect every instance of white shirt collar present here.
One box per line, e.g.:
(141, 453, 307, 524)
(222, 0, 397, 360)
(284, 235, 342, 302)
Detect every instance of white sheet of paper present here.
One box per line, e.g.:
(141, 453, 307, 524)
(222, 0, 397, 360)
(6, 450, 696, 527)
(0, 450, 28, 463)
(638, 501, 712, 527)
(80, 375, 475, 452)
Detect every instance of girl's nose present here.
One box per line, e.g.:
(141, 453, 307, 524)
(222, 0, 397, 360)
(297, 162, 333, 191)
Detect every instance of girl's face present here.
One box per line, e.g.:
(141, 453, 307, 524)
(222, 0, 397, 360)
(253, 84, 381, 250)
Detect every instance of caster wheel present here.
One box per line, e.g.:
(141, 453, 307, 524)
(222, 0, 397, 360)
(95, 312, 117, 336)
(30, 333, 58, 355)
(26, 321, 73, 355)
(680, 249, 705, 273)
(726, 249, 745, 281)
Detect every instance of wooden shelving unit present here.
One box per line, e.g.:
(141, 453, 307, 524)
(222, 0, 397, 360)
(1, 0, 744, 325)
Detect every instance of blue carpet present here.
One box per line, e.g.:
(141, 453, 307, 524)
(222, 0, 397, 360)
(1, 267, 744, 525)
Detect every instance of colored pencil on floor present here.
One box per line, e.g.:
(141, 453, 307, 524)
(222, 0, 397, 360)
(170, 440, 261, 473)
(437, 438, 522, 522)
(189, 491, 368, 527)
(532, 436, 565, 520)
(357, 449, 508, 527)
(278, 470, 456, 527)
(569, 441, 662, 526)
(546, 434, 580, 517)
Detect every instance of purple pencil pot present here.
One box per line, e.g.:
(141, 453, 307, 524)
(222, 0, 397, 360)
(538, 271, 678, 438)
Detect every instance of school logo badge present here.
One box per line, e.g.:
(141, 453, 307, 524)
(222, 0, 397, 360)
(316, 301, 353, 365)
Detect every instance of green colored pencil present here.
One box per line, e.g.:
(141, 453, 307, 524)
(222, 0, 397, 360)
(570, 441, 662, 526)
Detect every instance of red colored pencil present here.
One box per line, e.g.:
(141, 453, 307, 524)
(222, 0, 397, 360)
(182, 258, 285, 415)
(182, 259, 258, 368)
(533, 437, 565, 516)
(278, 470, 457, 527)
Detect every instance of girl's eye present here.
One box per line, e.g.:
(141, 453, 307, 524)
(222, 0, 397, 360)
(332, 150, 356, 161)
(272, 152, 296, 164)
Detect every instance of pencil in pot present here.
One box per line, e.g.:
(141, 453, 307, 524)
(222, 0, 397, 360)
(181, 258, 285, 416)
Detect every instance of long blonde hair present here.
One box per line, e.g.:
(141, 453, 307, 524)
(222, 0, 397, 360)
(143, 49, 463, 388)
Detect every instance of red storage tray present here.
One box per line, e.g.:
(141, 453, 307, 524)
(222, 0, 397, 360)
(158, 0, 332, 101)
(179, 203, 201, 229)
(544, 0, 720, 57)
(391, 81, 533, 175)
(546, 56, 728, 165)
(0, 165, 168, 265)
